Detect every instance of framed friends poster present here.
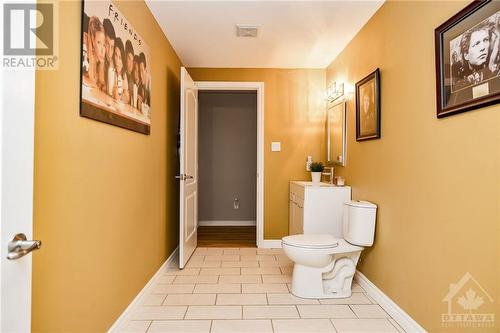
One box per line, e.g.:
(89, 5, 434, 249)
(80, 1, 152, 134)
(435, 0, 500, 118)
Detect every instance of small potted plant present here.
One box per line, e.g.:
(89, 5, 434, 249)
(310, 161, 324, 183)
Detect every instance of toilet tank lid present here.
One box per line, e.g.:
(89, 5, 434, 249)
(345, 200, 377, 209)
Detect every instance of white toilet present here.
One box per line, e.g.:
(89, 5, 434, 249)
(282, 200, 377, 299)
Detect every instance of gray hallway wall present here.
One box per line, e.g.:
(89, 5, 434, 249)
(198, 91, 257, 223)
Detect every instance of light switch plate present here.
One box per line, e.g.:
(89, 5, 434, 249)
(271, 142, 281, 152)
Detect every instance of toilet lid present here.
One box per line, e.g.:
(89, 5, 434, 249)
(282, 234, 339, 249)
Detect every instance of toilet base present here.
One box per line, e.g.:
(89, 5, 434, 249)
(289, 252, 361, 299)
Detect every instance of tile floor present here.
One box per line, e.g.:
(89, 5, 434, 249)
(116, 247, 405, 333)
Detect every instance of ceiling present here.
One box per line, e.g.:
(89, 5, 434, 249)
(146, 1, 384, 68)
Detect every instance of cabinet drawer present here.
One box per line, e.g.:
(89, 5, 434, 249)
(290, 182, 305, 200)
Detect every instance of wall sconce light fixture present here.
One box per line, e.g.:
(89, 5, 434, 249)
(326, 82, 344, 102)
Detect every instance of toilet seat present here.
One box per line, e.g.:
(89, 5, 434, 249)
(282, 234, 338, 249)
(282, 234, 363, 253)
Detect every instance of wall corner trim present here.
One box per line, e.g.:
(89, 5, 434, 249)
(107, 247, 179, 332)
(354, 270, 427, 333)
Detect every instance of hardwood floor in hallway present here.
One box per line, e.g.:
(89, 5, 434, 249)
(197, 226, 256, 248)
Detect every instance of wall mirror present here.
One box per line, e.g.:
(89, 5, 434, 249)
(327, 100, 347, 166)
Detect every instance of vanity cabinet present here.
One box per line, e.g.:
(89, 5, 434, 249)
(289, 181, 351, 237)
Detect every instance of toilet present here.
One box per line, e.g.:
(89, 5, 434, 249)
(282, 200, 377, 299)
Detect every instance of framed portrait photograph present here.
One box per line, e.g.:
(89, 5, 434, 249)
(435, 0, 500, 118)
(356, 68, 381, 141)
(80, 1, 152, 134)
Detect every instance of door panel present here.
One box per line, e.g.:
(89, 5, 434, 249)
(179, 67, 198, 269)
(0, 58, 36, 330)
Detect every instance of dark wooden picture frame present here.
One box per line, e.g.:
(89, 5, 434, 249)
(79, 1, 152, 134)
(435, 0, 500, 118)
(356, 68, 381, 141)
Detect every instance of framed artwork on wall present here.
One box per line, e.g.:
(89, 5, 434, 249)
(356, 68, 381, 141)
(435, 0, 500, 118)
(80, 1, 152, 134)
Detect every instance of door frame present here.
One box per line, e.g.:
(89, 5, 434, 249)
(195, 81, 265, 248)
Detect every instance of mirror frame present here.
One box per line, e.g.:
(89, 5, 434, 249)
(327, 99, 347, 166)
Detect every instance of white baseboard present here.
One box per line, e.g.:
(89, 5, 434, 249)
(107, 247, 179, 332)
(355, 270, 426, 333)
(198, 220, 256, 226)
(258, 239, 282, 248)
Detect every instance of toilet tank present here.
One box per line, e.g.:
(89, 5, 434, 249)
(343, 200, 377, 246)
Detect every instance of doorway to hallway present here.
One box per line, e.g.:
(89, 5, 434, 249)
(197, 91, 257, 247)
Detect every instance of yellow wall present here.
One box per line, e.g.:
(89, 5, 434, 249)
(326, 1, 499, 331)
(188, 69, 326, 239)
(33, 1, 182, 331)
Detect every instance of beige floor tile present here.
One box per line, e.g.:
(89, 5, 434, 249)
(238, 248, 258, 255)
(223, 248, 241, 255)
(194, 248, 224, 256)
(351, 283, 365, 292)
(184, 305, 242, 319)
(188, 255, 205, 262)
(350, 304, 389, 318)
(257, 248, 284, 255)
(241, 267, 281, 275)
(194, 283, 241, 294)
(151, 284, 195, 295)
(218, 275, 262, 284)
(173, 275, 219, 284)
(148, 320, 211, 333)
(140, 294, 166, 306)
(274, 254, 291, 262)
(331, 319, 398, 333)
(116, 320, 151, 333)
(211, 319, 273, 333)
(222, 261, 259, 268)
(364, 293, 377, 304)
(262, 275, 293, 283)
(388, 318, 406, 333)
(241, 255, 276, 261)
(319, 293, 372, 305)
(297, 305, 356, 318)
(128, 306, 187, 320)
(242, 283, 288, 293)
(280, 267, 293, 275)
(163, 294, 216, 306)
(243, 305, 299, 319)
(267, 293, 320, 305)
(199, 267, 240, 275)
(258, 261, 281, 267)
(157, 275, 176, 284)
(185, 260, 221, 268)
(204, 255, 240, 261)
(164, 268, 200, 276)
(216, 293, 268, 305)
(272, 319, 336, 332)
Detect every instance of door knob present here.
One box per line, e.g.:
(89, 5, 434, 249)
(7, 233, 42, 260)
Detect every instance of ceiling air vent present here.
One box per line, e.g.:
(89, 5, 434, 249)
(236, 24, 260, 38)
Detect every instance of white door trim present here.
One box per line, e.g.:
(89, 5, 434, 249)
(195, 81, 265, 248)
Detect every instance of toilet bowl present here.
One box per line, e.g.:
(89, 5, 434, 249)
(282, 200, 377, 299)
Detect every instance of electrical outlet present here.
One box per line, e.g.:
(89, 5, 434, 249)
(233, 198, 240, 209)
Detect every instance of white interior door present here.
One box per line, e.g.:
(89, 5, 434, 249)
(178, 67, 198, 269)
(0, 68, 40, 330)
